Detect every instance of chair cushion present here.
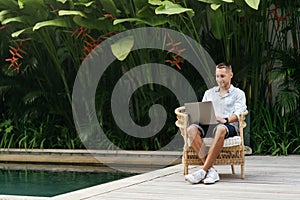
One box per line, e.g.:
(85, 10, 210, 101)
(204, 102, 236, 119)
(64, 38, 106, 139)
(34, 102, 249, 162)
(203, 136, 242, 147)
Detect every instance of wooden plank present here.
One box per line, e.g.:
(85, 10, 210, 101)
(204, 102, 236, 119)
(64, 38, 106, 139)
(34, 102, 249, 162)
(79, 156, 300, 200)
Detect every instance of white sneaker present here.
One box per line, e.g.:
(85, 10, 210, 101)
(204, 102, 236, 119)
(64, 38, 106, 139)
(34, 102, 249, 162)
(185, 169, 207, 184)
(203, 167, 220, 184)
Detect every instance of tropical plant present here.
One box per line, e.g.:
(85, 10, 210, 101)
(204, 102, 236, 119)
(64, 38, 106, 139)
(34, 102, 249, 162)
(0, 0, 81, 148)
(0, 0, 299, 154)
(251, 101, 300, 155)
(0, 119, 15, 148)
(198, 0, 300, 155)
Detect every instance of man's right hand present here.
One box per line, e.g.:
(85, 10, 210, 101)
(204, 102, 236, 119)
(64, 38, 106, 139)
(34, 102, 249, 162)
(216, 116, 227, 124)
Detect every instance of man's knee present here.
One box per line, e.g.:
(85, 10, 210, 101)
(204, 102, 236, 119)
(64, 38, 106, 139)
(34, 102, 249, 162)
(215, 125, 227, 138)
(187, 125, 200, 138)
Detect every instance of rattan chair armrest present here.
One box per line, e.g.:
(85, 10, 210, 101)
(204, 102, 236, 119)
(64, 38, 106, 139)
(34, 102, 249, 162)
(175, 106, 189, 149)
(238, 110, 248, 143)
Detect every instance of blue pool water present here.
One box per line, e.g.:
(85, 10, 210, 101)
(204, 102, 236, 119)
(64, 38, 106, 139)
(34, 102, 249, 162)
(0, 169, 136, 197)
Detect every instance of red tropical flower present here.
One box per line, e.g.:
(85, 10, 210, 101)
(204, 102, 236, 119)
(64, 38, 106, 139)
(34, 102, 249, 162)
(5, 39, 27, 71)
(269, 3, 291, 29)
(72, 26, 117, 61)
(164, 32, 186, 70)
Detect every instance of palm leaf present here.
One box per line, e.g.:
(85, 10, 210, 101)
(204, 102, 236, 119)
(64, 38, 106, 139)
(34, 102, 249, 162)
(0, 85, 12, 96)
(275, 82, 299, 116)
(22, 91, 46, 105)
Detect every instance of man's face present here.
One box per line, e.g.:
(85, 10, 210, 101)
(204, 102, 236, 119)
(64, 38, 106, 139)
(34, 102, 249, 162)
(215, 67, 233, 88)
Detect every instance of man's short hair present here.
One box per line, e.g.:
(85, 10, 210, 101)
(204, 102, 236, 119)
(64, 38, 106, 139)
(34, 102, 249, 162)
(216, 62, 232, 72)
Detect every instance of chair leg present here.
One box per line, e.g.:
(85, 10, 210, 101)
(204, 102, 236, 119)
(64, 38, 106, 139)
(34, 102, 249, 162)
(241, 164, 245, 179)
(184, 163, 188, 175)
(231, 165, 235, 174)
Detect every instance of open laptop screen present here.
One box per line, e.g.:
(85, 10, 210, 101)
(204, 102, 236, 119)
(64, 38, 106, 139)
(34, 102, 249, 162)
(184, 101, 218, 124)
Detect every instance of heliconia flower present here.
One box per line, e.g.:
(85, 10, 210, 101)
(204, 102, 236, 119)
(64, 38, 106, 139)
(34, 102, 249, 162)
(5, 56, 18, 63)
(164, 32, 185, 70)
(166, 59, 182, 70)
(71, 27, 87, 39)
(269, 4, 291, 29)
(5, 39, 27, 71)
(72, 27, 117, 61)
(176, 48, 186, 55)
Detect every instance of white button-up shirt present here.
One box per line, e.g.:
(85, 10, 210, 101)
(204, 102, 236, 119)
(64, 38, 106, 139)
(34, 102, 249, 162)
(202, 84, 247, 133)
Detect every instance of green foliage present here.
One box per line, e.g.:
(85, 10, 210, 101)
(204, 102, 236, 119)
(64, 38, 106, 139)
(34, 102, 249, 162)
(251, 103, 300, 155)
(0, 0, 299, 154)
(111, 35, 134, 61)
(197, 0, 260, 10)
(0, 119, 15, 148)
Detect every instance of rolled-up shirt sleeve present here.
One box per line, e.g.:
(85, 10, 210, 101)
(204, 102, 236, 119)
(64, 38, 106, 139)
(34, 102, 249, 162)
(233, 89, 247, 120)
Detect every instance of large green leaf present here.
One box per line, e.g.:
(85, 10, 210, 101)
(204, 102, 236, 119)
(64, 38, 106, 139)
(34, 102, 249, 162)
(11, 27, 33, 37)
(17, 0, 48, 20)
(2, 15, 43, 25)
(73, 16, 124, 31)
(113, 16, 176, 27)
(148, 0, 164, 5)
(198, 0, 259, 10)
(111, 36, 134, 61)
(154, 1, 194, 16)
(73, 15, 104, 29)
(197, 0, 223, 3)
(99, 0, 120, 17)
(198, 0, 233, 10)
(136, 5, 156, 18)
(18, 0, 46, 9)
(74, 1, 94, 7)
(1, 16, 24, 24)
(0, 0, 18, 10)
(244, 0, 260, 10)
(33, 18, 72, 30)
(210, 8, 224, 39)
(211, 4, 221, 10)
(57, 0, 68, 3)
(0, 10, 10, 22)
(133, 0, 148, 10)
(58, 10, 88, 18)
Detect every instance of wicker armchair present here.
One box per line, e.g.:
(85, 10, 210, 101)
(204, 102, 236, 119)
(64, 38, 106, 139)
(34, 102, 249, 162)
(175, 106, 248, 179)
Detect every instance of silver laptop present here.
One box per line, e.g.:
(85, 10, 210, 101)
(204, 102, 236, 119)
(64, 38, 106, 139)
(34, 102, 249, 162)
(184, 101, 218, 124)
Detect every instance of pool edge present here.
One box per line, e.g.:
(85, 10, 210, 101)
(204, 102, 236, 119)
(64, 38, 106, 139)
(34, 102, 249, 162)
(50, 164, 183, 200)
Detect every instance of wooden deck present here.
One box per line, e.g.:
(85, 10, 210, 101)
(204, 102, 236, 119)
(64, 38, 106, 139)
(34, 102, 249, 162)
(50, 155, 300, 200)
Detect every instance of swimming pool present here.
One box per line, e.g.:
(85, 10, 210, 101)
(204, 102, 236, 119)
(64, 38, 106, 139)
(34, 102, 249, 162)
(0, 169, 136, 197)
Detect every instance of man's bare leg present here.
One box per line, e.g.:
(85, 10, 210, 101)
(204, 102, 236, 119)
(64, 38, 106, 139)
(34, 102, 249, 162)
(203, 125, 227, 171)
(187, 125, 207, 163)
(185, 125, 208, 184)
(185, 124, 227, 184)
